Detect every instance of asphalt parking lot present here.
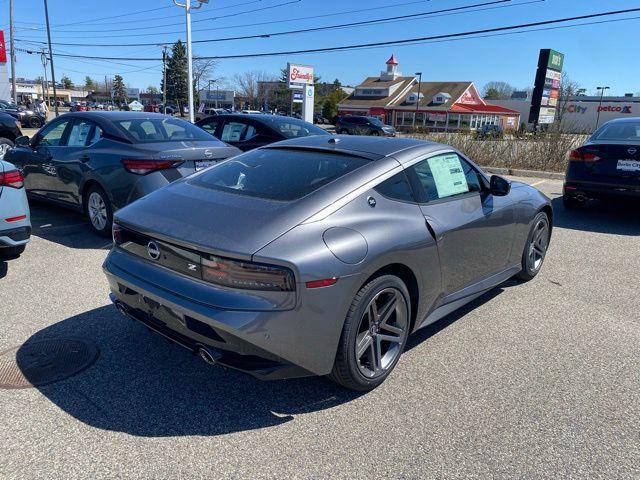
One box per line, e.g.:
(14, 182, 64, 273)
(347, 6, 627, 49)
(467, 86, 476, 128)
(1, 177, 638, 479)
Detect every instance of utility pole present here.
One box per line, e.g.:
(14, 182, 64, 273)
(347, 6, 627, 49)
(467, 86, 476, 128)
(595, 86, 610, 130)
(43, 0, 58, 116)
(9, 0, 17, 104)
(40, 49, 50, 107)
(173, 0, 208, 122)
(414, 72, 422, 129)
(162, 46, 168, 114)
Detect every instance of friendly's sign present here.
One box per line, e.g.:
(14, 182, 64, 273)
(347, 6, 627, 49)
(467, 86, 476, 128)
(287, 63, 314, 89)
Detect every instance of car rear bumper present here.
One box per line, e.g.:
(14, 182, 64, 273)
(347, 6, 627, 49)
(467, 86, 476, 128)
(103, 248, 353, 379)
(0, 225, 31, 247)
(0, 189, 31, 247)
(564, 179, 640, 199)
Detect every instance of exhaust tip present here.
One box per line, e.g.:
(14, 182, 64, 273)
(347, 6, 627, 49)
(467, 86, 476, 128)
(197, 347, 217, 366)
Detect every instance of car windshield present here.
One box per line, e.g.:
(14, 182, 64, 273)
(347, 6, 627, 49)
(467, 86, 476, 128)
(191, 148, 368, 201)
(368, 117, 384, 126)
(114, 117, 220, 143)
(593, 122, 640, 141)
(266, 118, 328, 138)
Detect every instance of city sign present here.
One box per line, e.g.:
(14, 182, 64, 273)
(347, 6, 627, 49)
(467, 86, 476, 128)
(287, 63, 314, 89)
(530, 49, 564, 125)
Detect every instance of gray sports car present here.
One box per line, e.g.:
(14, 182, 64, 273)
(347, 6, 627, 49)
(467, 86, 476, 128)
(103, 136, 552, 391)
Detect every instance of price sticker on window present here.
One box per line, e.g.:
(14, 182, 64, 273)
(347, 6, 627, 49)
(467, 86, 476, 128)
(428, 154, 469, 198)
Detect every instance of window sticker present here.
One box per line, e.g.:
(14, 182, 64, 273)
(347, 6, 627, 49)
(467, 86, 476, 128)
(427, 154, 469, 198)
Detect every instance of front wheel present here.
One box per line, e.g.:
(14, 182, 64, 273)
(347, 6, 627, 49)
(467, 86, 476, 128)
(84, 185, 113, 237)
(0, 138, 14, 160)
(330, 275, 410, 391)
(515, 211, 550, 281)
(29, 117, 43, 128)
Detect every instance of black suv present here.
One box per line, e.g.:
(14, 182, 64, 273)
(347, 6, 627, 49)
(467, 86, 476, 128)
(335, 115, 396, 136)
(0, 112, 22, 159)
(475, 124, 504, 140)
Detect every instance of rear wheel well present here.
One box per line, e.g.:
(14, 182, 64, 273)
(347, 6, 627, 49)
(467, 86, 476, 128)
(539, 205, 553, 232)
(361, 263, 419, 331)
(81, 180, 103, 213)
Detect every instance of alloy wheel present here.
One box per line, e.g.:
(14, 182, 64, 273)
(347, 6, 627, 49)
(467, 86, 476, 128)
(0, 143, 10, 159)
(528, 216, 550, 272)
(355, 288, 408, 379)
(88, 192, 108, 231)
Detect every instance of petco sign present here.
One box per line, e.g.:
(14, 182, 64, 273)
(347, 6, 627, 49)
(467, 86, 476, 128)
(598, 105, 633, 114)
(287, 63, 314, 89)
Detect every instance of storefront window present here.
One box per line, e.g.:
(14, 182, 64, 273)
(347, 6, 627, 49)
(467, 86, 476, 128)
(415, 112, 425, 126)
(447, 114, 460, 130)
(460, 115, 471, 130)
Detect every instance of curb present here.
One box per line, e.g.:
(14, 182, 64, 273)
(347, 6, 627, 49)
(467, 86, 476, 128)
(482, 167, 565, 180)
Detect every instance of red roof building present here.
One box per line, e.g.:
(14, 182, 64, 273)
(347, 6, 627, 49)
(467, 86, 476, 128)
(339, 55, 521, 131)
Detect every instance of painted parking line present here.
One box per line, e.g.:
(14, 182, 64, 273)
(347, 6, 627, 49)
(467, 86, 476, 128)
(529, 180, 546, 187)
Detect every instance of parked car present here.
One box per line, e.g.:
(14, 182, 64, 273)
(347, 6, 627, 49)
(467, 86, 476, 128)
(314, 114, 329, 124)
(0, 112, 22, 160)
(196, 113, 329, 151)
(104, 135, 553, 391)
(564, 117, 640, 209)
(475, 124, 504, 140)
(336, 115, 396, 136)
(70, 102, 89, 112)
(240, 109, 263, 115)
(4, 112, 240, 236)
(194, 108, 227, 122)
(0, 102, 46, 128)
(0, 159, 31, 258)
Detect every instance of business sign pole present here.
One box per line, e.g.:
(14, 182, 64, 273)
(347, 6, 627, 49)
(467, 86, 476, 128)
(0, 30, 10, 103)
(287, 63, 314, 123)
(529, 49, 564, 130)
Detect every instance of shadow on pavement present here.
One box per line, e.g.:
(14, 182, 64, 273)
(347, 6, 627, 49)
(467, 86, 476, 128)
(28, 200, 112, 250)
(21, 285, 511, 437)
(551, 197, 640, 236)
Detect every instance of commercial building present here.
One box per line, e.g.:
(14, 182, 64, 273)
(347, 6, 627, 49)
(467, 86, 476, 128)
(10, 77, 88, 104)
(198, 89, 235, 110)
(492, 93, 640, 133)
(338, 55, 520, 131)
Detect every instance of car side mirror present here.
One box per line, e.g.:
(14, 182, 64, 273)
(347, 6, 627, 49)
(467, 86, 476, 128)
(15, 135, 31, 147)
(489, 175, 511, 196)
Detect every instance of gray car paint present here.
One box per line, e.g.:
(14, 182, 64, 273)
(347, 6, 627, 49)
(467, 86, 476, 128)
(104, 135, 552, 377)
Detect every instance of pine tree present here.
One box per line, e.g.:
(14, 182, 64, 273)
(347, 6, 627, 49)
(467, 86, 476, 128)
(112, 75, 127, 106)
(84, 76, 96, 91)
(165, 41, 188, 115)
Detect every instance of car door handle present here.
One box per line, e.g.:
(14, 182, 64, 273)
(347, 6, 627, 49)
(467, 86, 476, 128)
(79, 155, 90, 163)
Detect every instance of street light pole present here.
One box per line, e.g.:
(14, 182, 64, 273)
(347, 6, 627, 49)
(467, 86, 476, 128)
(172, 0, 208, 123)
(9, 0, 17, 104)
(595, 86, 610, 130)
(43, 0, 58, 116)
(415, 72, 422, 129)
(162, 46, 168, 114)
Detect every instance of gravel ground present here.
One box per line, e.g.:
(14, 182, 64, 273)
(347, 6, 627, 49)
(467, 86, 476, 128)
(0, 178, 638, 479)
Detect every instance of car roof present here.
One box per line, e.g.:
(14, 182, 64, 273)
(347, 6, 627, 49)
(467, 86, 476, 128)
(602, 116, 640, 124)
(263, 135, 447, 162)
(67, 111, 176, 121)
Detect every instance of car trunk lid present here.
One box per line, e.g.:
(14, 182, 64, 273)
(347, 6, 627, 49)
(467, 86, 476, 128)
(580, 143, 640, 180)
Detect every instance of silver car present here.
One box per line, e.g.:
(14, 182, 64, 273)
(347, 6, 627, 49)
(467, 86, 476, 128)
(104, 136, 552, 391)
(0, 159, 31, 257)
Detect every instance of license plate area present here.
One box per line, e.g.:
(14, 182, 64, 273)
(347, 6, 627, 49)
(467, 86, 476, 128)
(617, 160, 640, 172)
(195, 160, 217, 171)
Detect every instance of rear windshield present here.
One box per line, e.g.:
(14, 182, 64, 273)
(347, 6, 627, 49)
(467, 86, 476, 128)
(266, 117, 328, 139)
(593, 122, 640, 141)
(191, 148, 368, 201)
(114, 117, 220, 143)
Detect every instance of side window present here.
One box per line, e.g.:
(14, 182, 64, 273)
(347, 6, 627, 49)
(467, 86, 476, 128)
(410, 153, 481, 202)
(67, 120, 94, 147)
(88, 126, 103, 145)
(221, 122, 248, 142)
(200, 120, 219, 136)
(244, 125, 257, 141)
(37, 120, 70, 147)
(374, 171, 415, 202)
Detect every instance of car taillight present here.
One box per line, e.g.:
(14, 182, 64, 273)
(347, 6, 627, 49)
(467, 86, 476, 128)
(0, 169, 24, 188)
(202, 254, 294, 292)
(567, 149, 600, 162)
(122, 159, 183, 175)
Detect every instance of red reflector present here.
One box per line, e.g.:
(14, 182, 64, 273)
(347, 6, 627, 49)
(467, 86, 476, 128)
(305, 277, 338, 289)
(564, 185, 578, 190)
(5, 215, 27, 222)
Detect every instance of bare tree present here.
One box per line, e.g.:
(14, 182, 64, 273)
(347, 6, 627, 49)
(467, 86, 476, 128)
(482, 81, 515, 100)
(233, 70, 274, 109)
(556, 72, 581, 125)
(192, 58, 219, 93)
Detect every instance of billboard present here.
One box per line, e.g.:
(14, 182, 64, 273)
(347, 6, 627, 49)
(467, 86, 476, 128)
(287, 63, 314, 89)
(0, 30, 6, 63)
(529, 49, 564, 125)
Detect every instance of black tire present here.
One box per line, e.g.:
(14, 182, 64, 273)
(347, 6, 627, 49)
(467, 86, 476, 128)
(84, 184, 113, 237)
(330, 275, 411, 391)
(515, 211, 550, 281)
(0, 244, 26, 258)
(0, 138, 14, 160)
(562, 193, 584, 210)
(371, 130, 381, 136)
(29, 117, 43, 128)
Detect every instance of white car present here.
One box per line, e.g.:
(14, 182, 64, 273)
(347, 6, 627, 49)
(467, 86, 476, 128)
(0, 159, 31, 257)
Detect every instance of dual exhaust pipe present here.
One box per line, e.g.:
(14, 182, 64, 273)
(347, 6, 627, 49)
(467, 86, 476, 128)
(114, 300, 222, 367)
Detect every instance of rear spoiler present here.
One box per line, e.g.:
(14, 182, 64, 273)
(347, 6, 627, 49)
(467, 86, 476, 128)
(263, 145, 381, 161)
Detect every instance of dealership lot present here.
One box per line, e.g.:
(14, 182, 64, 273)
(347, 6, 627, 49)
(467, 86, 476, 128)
(0, 177, 638, 479)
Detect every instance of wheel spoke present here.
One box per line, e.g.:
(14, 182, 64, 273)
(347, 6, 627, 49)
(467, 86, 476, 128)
(377, 333, 402, 344)
(356, 332, 373, 359)
(378, 293, 397, 325)
(379, 322, 403, 335)
(373, 337, 382, 372)
(368, 301, 378, 327)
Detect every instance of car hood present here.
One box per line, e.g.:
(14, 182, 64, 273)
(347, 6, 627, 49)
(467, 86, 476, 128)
(114, 177, 314, 259)
(130, 141, 240, 161)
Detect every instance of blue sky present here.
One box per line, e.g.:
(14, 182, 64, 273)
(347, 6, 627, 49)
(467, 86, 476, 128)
(2, 0, 640, 95)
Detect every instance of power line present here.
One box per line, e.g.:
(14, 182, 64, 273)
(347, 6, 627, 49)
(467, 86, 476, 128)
(22, 0, 530, 48)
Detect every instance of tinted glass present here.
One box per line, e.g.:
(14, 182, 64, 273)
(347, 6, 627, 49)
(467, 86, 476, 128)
(594, 122, 640, 141)
(191, 149, 369, 201)
(268, 118, 327, 138)
(199, 120, 219, 136)
(221, 121, 250, 142)
(375, 172, 415, 202)
(411, 153, 481, 202)
(368, 117, 383, 126)
(38, 119, 70, 146)
(114, 117, 218, 143)
(89, 126, 103, 145)
(67, 120, 94, 147)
